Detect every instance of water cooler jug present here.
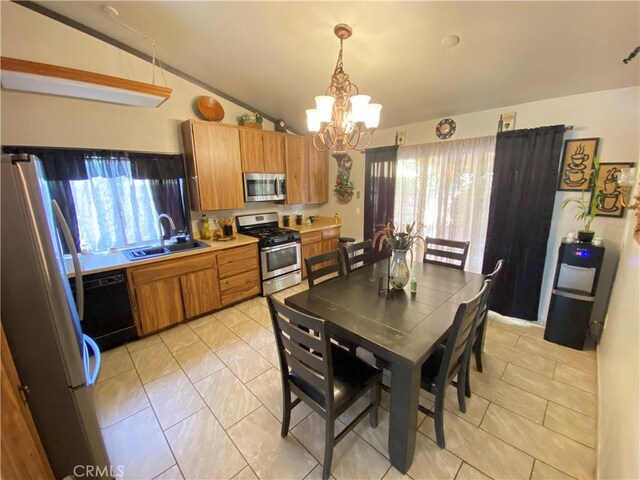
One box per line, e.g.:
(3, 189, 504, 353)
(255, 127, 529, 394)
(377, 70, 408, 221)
(544, 240, 617, 350)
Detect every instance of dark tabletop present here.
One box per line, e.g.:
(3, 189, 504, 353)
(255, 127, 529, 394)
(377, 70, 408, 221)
(285, 261, 484, 367)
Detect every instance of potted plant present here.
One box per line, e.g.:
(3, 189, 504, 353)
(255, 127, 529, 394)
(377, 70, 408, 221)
(561, 156, 602, 242)
(373, 222, 425, 289)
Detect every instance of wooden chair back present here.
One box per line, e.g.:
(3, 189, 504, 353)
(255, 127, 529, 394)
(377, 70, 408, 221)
(267, 296, 334, 412)
(437, 279, 491, 387)
(341, 240, 375, 274)
(305, 250, 344, 289)
(423, 237, 470, 270)
(479, 259, 505, 325)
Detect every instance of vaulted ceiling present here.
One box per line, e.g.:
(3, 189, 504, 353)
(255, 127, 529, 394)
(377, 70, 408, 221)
(31, 1, 640, 132)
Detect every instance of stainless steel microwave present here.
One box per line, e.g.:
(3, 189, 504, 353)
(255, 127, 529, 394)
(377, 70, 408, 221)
(243, 173, 286, 202)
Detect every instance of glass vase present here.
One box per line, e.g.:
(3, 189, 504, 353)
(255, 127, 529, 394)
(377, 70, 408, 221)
(389, 249, 410, 290)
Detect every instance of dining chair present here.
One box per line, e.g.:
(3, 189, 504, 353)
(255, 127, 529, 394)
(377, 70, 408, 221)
(471, 259, 506, 372)
(305, 249, 344, 289)
(341, 239, 375, 274)
(267, 297, 382, 480)
(418, 279, 491, 448)
(423, 237, 471, 270)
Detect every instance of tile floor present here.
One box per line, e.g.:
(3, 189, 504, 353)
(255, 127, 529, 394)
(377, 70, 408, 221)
(95, 283, 598, 480)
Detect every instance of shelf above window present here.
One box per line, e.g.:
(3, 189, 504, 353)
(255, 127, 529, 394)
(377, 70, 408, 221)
(0, 57, 172, 108)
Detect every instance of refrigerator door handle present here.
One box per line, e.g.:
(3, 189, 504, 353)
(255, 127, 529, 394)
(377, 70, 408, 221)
(51, 200, 84, 321)
(83, 335, 101, 385)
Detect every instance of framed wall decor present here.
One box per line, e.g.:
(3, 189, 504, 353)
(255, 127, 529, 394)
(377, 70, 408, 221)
(497, 112, 516, 132)
(593, 162, 636, 217)
(557, 138, 600, 191)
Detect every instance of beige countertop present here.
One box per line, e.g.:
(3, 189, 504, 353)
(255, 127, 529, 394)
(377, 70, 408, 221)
(65, 234, 258, 277)
(284, 217, 342, 234)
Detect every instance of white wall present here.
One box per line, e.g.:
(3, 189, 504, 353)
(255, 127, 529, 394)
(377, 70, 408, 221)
(597, 204, 640, 479)
(0, 2, 322, 234)
(320, 86, 640, 322)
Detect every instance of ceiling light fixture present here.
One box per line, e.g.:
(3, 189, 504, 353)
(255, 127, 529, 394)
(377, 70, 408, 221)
(306, 24, 382, 157)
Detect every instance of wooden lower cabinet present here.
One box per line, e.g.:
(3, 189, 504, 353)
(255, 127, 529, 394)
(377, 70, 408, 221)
(181, 267, 222, 318)
(300, 227, 341, 278)
(217, 244, 260, 306)
(1, 328, 54, 480)
(134, 277, 185, 335)
(128, 245, 260, 335)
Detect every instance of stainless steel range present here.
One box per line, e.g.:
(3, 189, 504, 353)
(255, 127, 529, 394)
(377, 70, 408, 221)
(236, 212, 301, 295)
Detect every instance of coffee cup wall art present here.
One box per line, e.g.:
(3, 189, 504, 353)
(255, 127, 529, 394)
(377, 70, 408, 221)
(557, 138, 600, 191)
(593, 162, 636, 217)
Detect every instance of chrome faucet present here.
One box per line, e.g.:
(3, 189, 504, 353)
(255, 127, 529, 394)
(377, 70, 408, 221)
(158, 213, 176, 246)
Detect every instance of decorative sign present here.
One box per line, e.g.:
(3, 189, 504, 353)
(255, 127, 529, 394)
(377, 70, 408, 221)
(557, 138, 600, 191)
(593, 162, 636, 217)
(497, 112, 516, 132)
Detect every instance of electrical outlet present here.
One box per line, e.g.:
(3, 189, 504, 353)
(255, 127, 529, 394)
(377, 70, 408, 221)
(356, 207, 361, 215)
(356, 190, 360, 199)
(396, 129, 406, 145)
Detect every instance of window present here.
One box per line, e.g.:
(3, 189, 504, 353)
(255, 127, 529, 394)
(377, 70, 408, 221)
(4, 147, 188, 254)
(394, 136, 496, 273)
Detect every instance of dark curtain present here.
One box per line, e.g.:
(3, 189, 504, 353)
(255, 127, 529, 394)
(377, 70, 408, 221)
(482, 125, 565, 320)
(364, 145, 398, 261)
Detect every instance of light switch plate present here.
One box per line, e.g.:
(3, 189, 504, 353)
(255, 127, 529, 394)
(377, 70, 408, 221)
(396, 129, 406, 145)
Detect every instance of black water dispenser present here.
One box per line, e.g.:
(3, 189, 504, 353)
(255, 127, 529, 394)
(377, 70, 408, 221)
(545, 240, 614, 349)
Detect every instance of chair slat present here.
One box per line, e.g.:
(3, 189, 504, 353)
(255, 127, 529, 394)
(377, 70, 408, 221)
(423, 237, 470, 271)
(306, 249, 343, 289)
(281, 334, 325, 375)
(342, 240, 374, 274)
(285, 351, 325, 392)
(277, 316, 325, 352)
(425, 238, 470, 249)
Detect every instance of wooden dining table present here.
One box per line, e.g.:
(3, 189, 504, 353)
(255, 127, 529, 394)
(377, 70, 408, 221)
(285, 260, 484, 473)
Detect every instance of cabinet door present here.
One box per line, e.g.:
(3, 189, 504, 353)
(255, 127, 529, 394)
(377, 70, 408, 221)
(191, 123, 244, 210)
(239, 128, 264, 172)
(181, 267, 221, 318)
(135, 277, 185, 335)
(285, 135, 309, 204)
(301, 241, 323, 279)
(308, 143, 329, 204)
(263, 132, 285, 173)
(1, 329, 54, 480)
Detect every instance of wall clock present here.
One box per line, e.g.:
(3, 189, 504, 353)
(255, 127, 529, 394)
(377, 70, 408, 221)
(436, 118, 456, 139)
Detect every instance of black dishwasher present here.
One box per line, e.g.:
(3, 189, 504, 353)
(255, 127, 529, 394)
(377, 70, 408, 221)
(70, 269, 138, 351)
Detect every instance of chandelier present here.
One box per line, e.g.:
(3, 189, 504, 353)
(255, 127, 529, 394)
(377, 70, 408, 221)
(306, 24, 382, 156)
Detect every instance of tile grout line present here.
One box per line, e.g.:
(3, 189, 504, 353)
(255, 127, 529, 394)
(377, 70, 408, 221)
(477, 404, 592, 479)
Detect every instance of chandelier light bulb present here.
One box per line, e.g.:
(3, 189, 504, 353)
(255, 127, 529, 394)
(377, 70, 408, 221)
(349, 95, 371, 123)
(365, 104, 382, 129)
(314, 96, 335, 123)
(306, 109, 321, 132)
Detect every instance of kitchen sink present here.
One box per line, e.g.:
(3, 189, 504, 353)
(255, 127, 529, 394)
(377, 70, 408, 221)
(124, 240, 208, 261)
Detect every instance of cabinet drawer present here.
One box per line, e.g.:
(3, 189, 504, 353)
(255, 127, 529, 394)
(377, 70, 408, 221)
(301, 231, 323, 245)
(217, 244, 258, 279)
(220, 270, 261, 305)
(129, 252, 217, 285)
(322, 227, 341, 240)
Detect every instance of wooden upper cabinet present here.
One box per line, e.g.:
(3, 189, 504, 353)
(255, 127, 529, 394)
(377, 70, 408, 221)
(262, 132, 285, 173)
(239, 128, 264, 172)
(240, 129, 285, 173)
(285, 134, 309, 204)
(181, 121, 244, 211)
(308, 143, 329, 204)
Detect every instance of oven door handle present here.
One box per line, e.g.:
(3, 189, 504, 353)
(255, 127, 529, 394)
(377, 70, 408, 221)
(262, 242, 300, 253)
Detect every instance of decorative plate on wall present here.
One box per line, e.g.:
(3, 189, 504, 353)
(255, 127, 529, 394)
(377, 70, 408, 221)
(436, 118, 456, 139)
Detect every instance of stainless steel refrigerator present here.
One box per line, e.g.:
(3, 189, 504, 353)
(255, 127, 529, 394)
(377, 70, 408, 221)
(1, 153, 110, 478)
